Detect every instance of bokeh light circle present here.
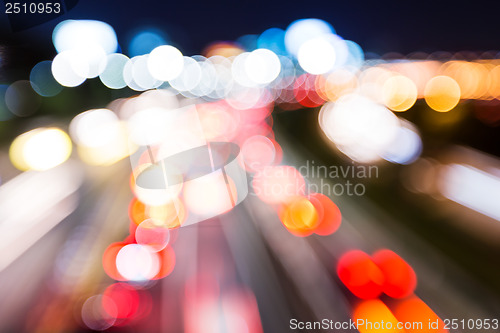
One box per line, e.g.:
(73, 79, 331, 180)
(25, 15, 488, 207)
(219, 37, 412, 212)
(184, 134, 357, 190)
(5, 80, 41, 117)
(81, 295, 117, 331)
(99, 53, 129, 89)
(9, 127, 72, 171)
(337, 250, 384, 299)
(116, 244, 160, 281)
(241, 135, 277, 172)
(52, 50, 88, 87)
(285, 18, 335, 57)
(69, 108, 120, 148)
(373, 249, 417, 299)
(147, 45, 184, 81)
(245, 49, 281, 85)
(30, 61, 63, 97)
(382, 75, 418, 112)
(424, 75, 460, 112)
(135, 218, 171, 252)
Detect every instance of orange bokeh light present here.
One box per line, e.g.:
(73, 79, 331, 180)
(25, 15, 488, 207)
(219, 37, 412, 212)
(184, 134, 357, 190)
(424, 75, 461, 112)
(203, 42, 244, 58)
(278, 196, 319, 237)
(391, 296, 448, 333)
(353, 299, 404, 333)
(308, 192, 341, 236)
(129, 198, 148, 226)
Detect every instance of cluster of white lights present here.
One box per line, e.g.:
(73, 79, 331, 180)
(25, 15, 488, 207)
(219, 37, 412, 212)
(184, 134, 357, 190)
(51, 20, 118, 87)
(18, 18, 428, 167)
(319, 94, 422, 164)
(46, 19, 364, 98)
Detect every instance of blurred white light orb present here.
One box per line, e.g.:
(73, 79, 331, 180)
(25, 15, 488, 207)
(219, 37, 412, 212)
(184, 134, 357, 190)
(190, 58, 217, 96)
(123, 56, 162, 91)
(80, 45, 107, 78)
(232, 52, 256, 87)
(319, 94, 400, 163)
(169, 57, 202, 91)
(133, 55, 162, 90)
(381, 121, 422, 165)
(51, 50, 88, 87)
(285, 18, 335, 57)
(99, 53, 129, 89)
(147, 45, 184, 81)
(298, 36, 337, 75)
(208, 57, 234, 99)
(9, 127, 72, 171)
(52, 20, 118, 79)
(52, 20, 118, 55)
(116, 244, 160, 281)
(69, 108, 120, 148)
(245, 49, 281, 85)
(127, 107, 169, 146)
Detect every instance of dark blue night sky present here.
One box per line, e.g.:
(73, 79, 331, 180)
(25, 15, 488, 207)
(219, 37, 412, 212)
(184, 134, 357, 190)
(1, 0, 500, 57)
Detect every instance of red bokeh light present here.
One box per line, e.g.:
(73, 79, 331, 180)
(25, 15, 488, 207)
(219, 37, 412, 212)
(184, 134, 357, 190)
(337, 250, 384, 299)
(102, 283, 140, 320)
(372, 249, 417, 299)
(293, 74, 325, 108)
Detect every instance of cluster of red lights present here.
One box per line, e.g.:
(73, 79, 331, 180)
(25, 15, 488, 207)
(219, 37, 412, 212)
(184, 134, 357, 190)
(337, 249, 416, 299)
(338, 250, 448, 332)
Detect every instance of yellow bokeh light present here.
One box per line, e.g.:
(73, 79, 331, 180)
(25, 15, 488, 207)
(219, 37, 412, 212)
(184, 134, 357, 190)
(9, 127, 72, 171)
(424, 75, 461, 112)
(9, 130, 32, 171)
(382, 75, 418, 111)
(280, 196, 319, 234)
(289, 197, 318, 229)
